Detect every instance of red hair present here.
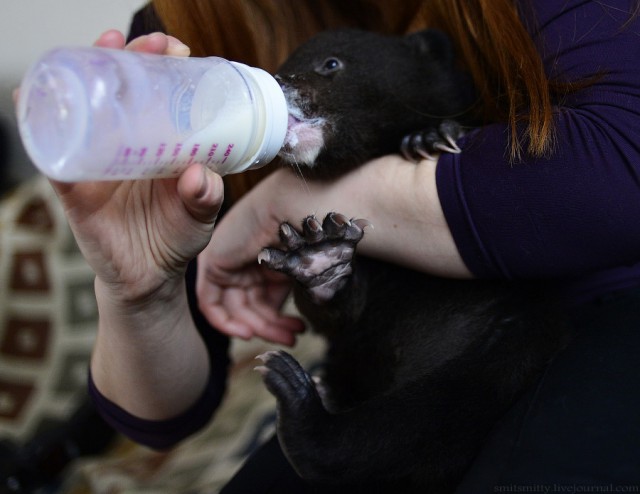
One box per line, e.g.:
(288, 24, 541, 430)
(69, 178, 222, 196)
(152, 0, 559, 196)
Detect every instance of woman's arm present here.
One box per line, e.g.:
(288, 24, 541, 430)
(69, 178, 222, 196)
(87, 260, 230, 449)
(91, 276, 210, 420)
(50, 31, 225, 422)
(196, 155, 472, 344)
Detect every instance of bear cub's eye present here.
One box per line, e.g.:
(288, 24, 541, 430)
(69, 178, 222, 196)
(316, 57, 344, 76)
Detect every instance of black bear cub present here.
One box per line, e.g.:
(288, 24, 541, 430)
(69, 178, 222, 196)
(255, 29, 569, 493)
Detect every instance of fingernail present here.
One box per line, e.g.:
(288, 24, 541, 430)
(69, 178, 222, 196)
(167, 36, 191, 56)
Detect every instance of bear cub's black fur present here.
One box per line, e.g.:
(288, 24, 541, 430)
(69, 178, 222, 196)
(255, 29, 570, 493)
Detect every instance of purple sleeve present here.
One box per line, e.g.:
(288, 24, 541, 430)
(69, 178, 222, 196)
(88, 364, 225, 450)
(437, 0, 640, 287)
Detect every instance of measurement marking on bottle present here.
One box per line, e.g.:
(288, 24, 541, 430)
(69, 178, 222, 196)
(221, 143, 234, 164)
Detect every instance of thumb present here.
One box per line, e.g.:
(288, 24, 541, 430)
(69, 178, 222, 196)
(177, 164, 224, 226)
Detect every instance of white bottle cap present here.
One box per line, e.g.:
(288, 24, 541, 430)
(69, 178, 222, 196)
(230, 63, 288, 173)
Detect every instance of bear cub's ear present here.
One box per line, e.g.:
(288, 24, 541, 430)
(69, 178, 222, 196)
(404, 29, 454, 65)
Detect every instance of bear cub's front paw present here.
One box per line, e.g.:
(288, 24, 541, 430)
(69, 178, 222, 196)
(401, 119, 465, 161)
(258, 212, 370, 304)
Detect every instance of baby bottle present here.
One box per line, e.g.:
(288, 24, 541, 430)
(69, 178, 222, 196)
(16, 47, 288, 182)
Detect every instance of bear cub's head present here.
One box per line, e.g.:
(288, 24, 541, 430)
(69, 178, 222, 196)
(275, 29, 476, 180)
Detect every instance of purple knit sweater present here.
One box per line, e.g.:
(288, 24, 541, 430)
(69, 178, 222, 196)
(438, 0, 640, 303)
(90, 0, 640, 448)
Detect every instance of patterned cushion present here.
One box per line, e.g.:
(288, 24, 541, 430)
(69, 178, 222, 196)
(0, 176, 98, 441)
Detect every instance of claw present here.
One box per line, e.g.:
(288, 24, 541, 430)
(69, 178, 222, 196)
(257, 249, 271, 265)
(327, 212, 349, 226)
(279, 222, 305, 249)
(256, 351, 277, 362)
(401, 133, 438, 161)
(446, 134, 463, 153)
(323, 212, 349, 239)
(434, 134, 462, 154)
(352, 218, 374, 231)
(257, 248, 293, 272)
(401, 119, 465, 162)
(303, 216, 325, 243)
(254, 365, 268, 376)
(255, 351, 282, 366)
(306, 216, 322, 231)
(254, 352, 275, 374)
(416, 147, 438, 161)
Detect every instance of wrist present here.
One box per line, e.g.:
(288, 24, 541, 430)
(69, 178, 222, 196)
(261, 167, 329, 226)
(94, 273, 187, 321)
(216, 170, 292, 262)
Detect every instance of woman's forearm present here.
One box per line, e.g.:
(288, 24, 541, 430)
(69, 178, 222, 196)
(264, 156, 472, 279)
(91, 277, 211, 420)
(347, 155, 471, 278)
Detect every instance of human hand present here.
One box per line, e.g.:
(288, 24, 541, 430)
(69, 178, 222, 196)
(196, 169, 309, 346)
(50, 31, 224, 304)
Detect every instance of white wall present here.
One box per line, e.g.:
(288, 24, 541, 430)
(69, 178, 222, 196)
(0, 0, 148, 185)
